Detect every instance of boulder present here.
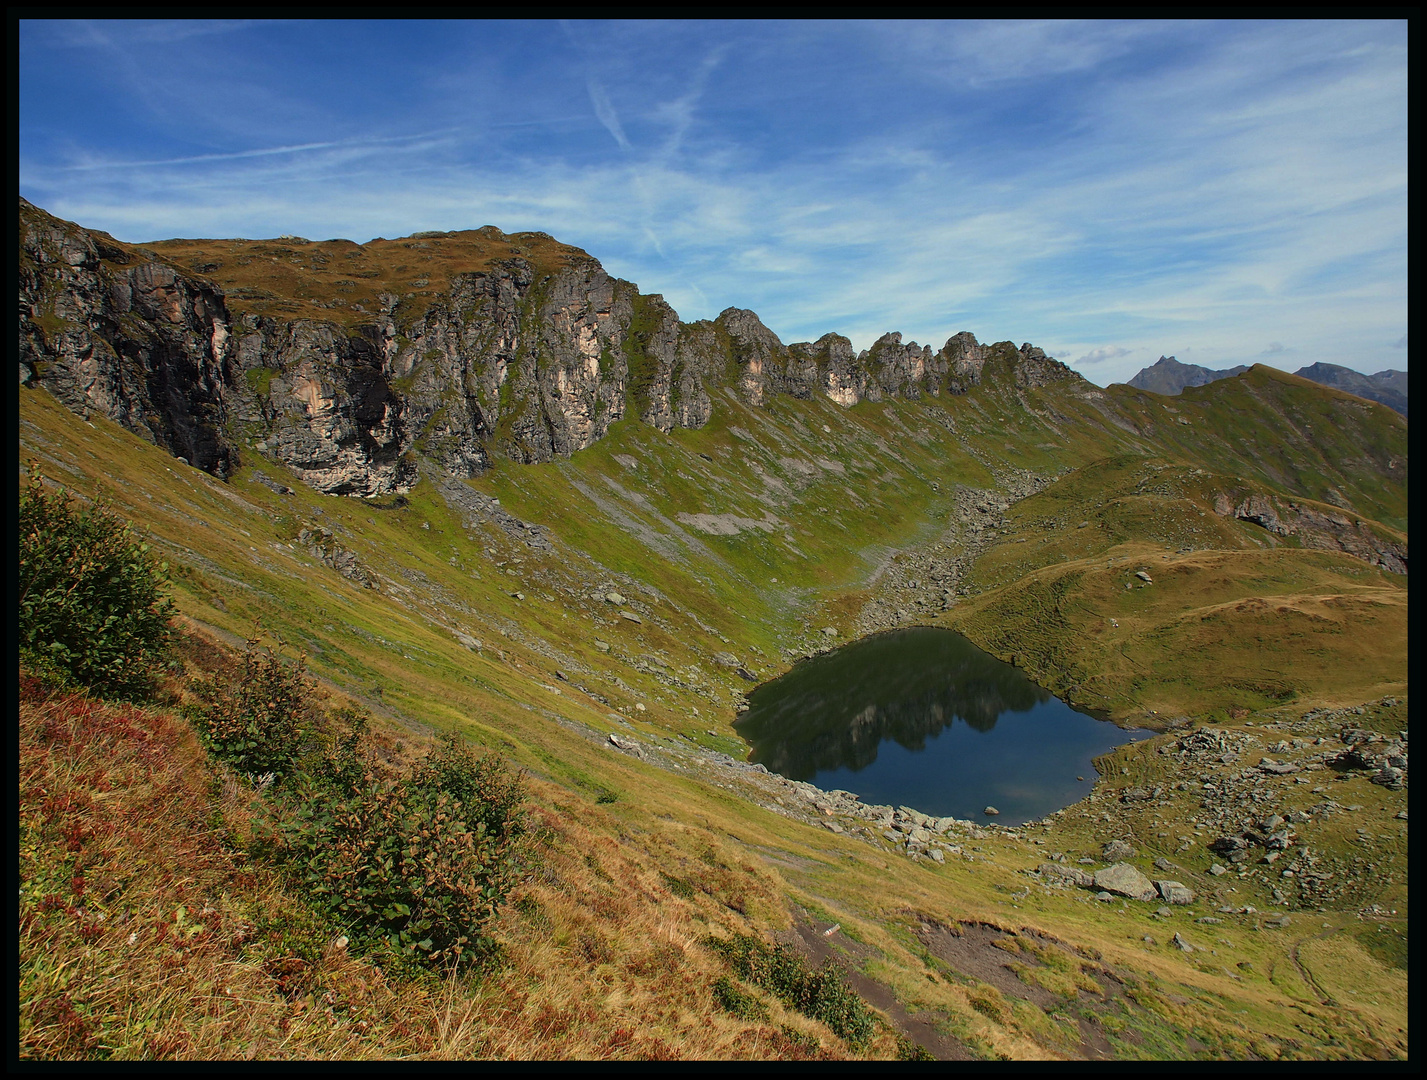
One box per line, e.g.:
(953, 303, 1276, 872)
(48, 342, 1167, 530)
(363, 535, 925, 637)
(1039, 863, 1094, 888)
(1155, 880, 1195, 905)
(1371, 766, 1405, 790)
(1093, 863, 1159, 902)
(607, 733, 644, 758)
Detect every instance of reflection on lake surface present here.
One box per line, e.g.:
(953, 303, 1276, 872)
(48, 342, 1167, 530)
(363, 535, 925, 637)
(735, 627, 1147, 826)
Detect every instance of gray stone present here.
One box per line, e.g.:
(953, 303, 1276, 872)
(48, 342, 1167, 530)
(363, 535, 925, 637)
(1103, 839, 1137, 861)
(621, 611, 643, 624)
(1155, 880, 1195, 905)
(1039, 863, 1094, 888)
(605, 592, 627, 605)
(607, 733, 643, 758)
(1259, 760, 1300, 775)
(1153, 857, 1176, 872)
(1371, 766, 1405, 789)
(1094, 863, 1159, 902)
(1171, 933, 1195, 952)
(983, 806, 1000, 816)
(928, 848, 946, 864)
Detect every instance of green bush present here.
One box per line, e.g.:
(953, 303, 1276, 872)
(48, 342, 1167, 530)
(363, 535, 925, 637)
(707, 933, 876, 1048)
(191, 634, 318, 781)
(18, 464, 174, 698)
(279, 733, 525, 973)
(712, 975, 769, 1021)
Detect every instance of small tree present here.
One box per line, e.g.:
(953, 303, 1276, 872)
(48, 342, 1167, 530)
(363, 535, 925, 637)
(281, 733, 526, 972)
(18, 464, 174, 698)
(192, 632, 320, 781)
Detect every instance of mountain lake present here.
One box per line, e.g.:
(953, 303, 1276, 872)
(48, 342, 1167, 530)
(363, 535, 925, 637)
(735, 626, 1151, 827)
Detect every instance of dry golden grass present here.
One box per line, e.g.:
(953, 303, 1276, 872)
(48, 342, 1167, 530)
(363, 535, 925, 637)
(141, 228, 590, 329)
(17, 654, 896, 1061)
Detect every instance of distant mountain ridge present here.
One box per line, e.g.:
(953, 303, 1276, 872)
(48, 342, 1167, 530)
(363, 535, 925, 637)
(1125, 356, 1247, 396)
(1125, 355, 1408, 418)
(1292, 363, 1408, 419)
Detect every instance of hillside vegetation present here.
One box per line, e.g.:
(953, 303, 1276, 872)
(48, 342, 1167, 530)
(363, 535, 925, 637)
(16, 199, 1409, 1062)
(18, 334, 1408, 1060)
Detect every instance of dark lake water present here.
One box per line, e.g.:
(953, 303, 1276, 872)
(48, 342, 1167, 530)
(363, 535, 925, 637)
(735, 627, 1150, 827)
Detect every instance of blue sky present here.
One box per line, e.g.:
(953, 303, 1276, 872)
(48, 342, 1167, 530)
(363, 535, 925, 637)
(19, 19, 1408, 385)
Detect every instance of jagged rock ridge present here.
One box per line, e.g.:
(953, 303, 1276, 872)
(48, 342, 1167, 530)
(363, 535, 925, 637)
(18, 198, 1082, 496)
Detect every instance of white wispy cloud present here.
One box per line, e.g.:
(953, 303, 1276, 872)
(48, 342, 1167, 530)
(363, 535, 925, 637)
(586, 79, 630, 150)
(1076, 346, 1134, 366)
(19, 20, 1407, 387)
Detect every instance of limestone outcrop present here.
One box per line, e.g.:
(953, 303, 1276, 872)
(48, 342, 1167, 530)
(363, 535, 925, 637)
(19, 197, 1086, 497)
(1214, 491, 1408, 574)
(18, 197, 238, 477)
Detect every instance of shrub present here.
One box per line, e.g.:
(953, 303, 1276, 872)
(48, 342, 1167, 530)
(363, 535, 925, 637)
(279, 734, 525, 973)
(712, 975, 769, 1022)
(18, 464, 174, 698)
(706, 933, 875, 1048)
(190, 633, 318, 781)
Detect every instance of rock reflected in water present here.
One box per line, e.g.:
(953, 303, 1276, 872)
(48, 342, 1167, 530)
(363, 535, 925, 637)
(735, 627, 1143, 826)
(736, 627, 1052, 779)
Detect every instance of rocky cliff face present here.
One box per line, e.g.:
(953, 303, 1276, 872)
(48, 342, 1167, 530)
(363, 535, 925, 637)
(18, 198, 239, 477)
(19, 197, 1084, 496)
(1214, 492, 1409, 574)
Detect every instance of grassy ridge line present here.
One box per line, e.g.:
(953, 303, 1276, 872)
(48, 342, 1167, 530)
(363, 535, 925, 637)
(947, 543, 1406, 719)
(945, 453, 1408, 718)
(1101, 368, 1407, 532)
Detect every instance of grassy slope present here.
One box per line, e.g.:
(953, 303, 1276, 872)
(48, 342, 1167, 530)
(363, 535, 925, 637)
(18, 359, 1409, 1061)
(947, 455, 1408, 718)
(142, 228, 590, 330)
